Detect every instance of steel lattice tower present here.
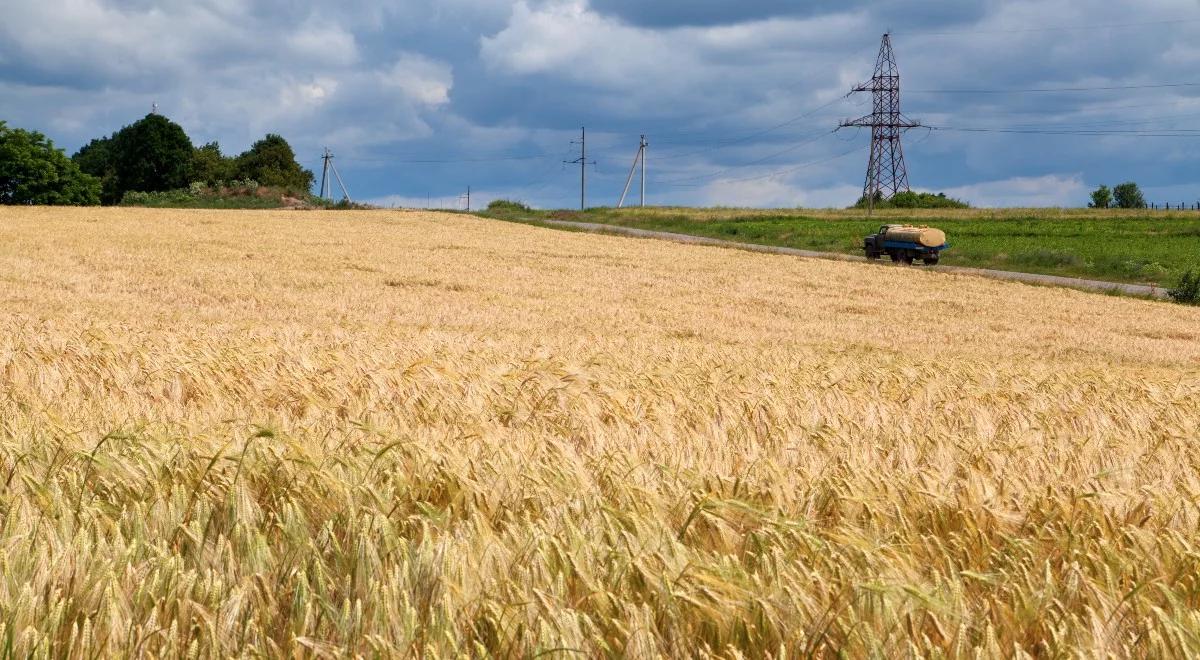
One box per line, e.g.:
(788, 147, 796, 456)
(840, 33, 922, 203)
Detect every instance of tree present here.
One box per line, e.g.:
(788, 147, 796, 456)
(73, 114, 194, 204)
(110, 114, 194, 198)
(1088, 185, 1112, 209)
(1112, 182, 1146, 209)
(73, 136, 120, 204)
(0, 121, 101, 205)
(235, 134, 314, 192)
(191, 142, 236, 185)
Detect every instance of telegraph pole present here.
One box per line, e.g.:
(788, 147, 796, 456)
(466, 185, 471, 212)
(618, 135, 648, 209)
(319, 148, 331, 200)
(318, 148, 351, 203)
(639, 135, 647, 207)
(565, 127, 594, 211)
(581, 127, 586, 211)
(839, 33, 922, 213)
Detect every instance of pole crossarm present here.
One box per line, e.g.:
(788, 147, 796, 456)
(840, 116, 922, 129)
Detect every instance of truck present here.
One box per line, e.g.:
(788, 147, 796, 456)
(863, 224, 949, 265)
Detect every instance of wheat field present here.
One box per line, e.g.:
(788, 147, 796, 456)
(1, 207, 1198, 658)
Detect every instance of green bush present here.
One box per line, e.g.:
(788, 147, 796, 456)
(120, 181, 284, 209)
(1123, 260, 1170, 282)
(1168, 269, 1200, 305)
(853, 191, 969, 209)
(486, 199, 531, 213)
(120, 189, 197, 206)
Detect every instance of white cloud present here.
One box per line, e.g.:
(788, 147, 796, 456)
(0, 0, 458, 153)
(380, 55, 453, 107)
(284, 24, 360, 67)
(0, 0, 256, 82)
(481, 0, 686, 85)
(479, 0, 861, 108)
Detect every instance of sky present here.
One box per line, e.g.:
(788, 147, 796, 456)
(3, 0, 1200, 209)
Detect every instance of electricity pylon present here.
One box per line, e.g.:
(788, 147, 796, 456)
(840, 33, 922, 209)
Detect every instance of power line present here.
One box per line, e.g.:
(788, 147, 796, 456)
(659, 144, 861, 189)
(899, 17, 1200, 37)
(911, 82, 1200, 94)
(336, 152, 551, 164)
(969, 110, 1200, 130)
(653, 129, 836, 185)
(651, 96, 849, 160)
(930, 125, 1200, 137)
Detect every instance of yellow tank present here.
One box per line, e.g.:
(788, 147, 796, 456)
(882, 225, 946, 248)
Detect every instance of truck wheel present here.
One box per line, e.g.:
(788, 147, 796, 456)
(901, 255, 914, 265)
(889, 252, 903, 263)
(924, 256, 939, 266)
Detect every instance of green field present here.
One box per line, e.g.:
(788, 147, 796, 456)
(484, 206, 1200, 286)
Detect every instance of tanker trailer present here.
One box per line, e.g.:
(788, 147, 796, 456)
(863, 224, 949, 265)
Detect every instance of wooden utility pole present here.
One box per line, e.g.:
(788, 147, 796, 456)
(565, 127, 594, 211)
(618, 135, 648, 208)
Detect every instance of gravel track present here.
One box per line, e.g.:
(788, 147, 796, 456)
(541, 218, 1168, 299)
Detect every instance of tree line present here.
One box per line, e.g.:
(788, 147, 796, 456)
(0, 114, 313, 206)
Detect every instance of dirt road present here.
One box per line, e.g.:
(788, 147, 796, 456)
(541, 218, 1169, 299)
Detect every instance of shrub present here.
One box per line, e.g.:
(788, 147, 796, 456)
(853, 191, 970, 209)
(120, 189, 197, 206)
(1168, 269, 1200, 305)
(487, 199, 531, 213)
(1125, 261, 1170, 282)
(229, 178, 259, 191)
